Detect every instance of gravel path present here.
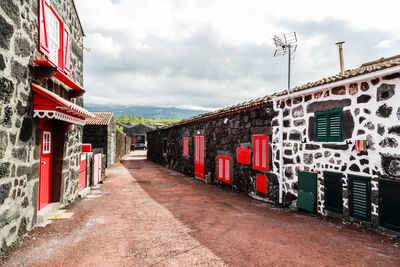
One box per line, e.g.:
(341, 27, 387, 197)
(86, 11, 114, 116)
(2, 151, 399, 266)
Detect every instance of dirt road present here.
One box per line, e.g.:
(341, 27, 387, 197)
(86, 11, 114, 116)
(2, 151, 399, 266)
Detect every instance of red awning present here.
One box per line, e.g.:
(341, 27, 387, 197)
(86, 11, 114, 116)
(32, 83, 95, 126)
(34, 60, 84, 91)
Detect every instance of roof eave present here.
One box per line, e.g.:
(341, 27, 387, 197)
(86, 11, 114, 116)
(272, 64, 400, 102)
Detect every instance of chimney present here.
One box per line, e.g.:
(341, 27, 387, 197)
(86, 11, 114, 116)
(335, 41, 345, 75)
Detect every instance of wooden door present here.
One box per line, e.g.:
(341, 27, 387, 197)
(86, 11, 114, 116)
(348, 175, 371, 222)
(324, 171, 343, 214)
(379, 179, 400, 232)
(78, 153, 87, 191)
(194, 135, 204, 179)
(38, 129, 53, 210)
(297, 171, 317, 212)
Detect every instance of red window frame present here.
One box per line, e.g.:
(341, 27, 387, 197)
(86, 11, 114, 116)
(253, 135, 268, 172)
(183, 137, 189, 156)
(39, 0, 71, 74)
(217, 156, 231, 184)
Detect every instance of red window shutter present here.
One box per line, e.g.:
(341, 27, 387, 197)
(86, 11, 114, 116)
(224, 157, 230, 183)
(217, 156, 231, 184)
(63, 25, 71, 74)
(253, 136, 268, 172)
(183, 137, 188, 156)
(218, 157, 223, 181)
(39, 0, 50, 56)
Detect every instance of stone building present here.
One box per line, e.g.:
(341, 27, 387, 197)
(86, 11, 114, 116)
(0, 0, 93, 251)
(118, 122, 154, 149)
(148, 55, 400, 233)
(147, 99, 277, 199)
(271, 56, 400, 232)
(83, 112, 116, 168)
(115, 130, 131, 162)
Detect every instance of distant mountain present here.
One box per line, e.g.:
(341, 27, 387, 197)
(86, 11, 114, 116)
(84, 104, 208, 120)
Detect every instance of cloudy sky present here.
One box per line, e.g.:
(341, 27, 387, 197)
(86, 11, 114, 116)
(74, 0, 400, 111)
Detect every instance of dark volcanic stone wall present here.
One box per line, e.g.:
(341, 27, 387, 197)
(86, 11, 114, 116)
(116, 130, 131, 162)
(83, 119, 118, 168)
(83, 125, 109, 165)
(148, 103, 280, 202)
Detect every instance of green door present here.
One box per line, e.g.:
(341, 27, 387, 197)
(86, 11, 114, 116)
(324, 171, 343, 214)
(297, 171, 317, 212)
(379, 179, 400, 232)
(348, 175, 371, 222)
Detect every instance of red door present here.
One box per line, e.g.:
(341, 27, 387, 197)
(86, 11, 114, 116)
(194, 135, 204, 179)
(78, 153, 87, 191)
(38, 129, 53, 210)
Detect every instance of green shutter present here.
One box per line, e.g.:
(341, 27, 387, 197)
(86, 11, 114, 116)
(297, 171, 317, 212)
(327, 110, 342, 142)
(314, 109, 342, 142)
(314, 113, 328, 142)
(349, 175, 371, 222)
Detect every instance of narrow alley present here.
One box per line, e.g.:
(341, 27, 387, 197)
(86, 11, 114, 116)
(2, 151, 399, 266)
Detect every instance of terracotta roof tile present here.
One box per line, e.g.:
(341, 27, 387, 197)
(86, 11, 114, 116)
(275, 54, 400, 97)
(85, 112, 114, 125)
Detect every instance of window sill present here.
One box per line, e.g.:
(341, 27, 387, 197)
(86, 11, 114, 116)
(34, 60, 84, 91)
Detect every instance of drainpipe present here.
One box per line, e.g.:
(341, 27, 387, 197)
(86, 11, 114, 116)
(278, 104, 284, 204)
(273, 99, 284, 204)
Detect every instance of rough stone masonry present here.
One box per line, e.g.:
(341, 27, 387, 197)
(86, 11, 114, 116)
(0, 0, 85, 251)
(148, 56, 400, 233)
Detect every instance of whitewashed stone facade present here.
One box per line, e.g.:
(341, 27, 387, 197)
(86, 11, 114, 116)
(271, 64, 400, 228)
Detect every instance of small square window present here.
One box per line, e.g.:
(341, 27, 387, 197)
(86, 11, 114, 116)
(42, 131, 51, 154)
(314, 109, 343, 142)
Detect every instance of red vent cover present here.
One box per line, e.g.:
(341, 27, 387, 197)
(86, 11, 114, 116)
(237, 147, 250, 164)
(256, 174, 267, 194)
(81, 143, 92, 152)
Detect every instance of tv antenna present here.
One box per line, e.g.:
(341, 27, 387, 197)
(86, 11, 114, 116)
(273, 32, 297, 95)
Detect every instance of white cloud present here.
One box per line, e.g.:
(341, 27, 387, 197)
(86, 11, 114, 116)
(86, 33, 123, 59)
(74, 0, 400, 109)
(375, 39, 392, 49)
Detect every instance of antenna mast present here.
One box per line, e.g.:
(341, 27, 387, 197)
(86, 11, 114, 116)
(273, 32, 297, 95)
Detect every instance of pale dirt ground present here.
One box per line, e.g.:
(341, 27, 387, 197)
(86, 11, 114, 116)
(1, 150, 399, 266)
